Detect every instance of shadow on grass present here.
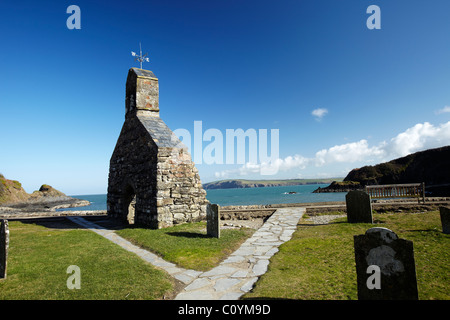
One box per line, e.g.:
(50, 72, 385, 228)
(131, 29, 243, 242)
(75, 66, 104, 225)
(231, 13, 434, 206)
(297, 221, 349, 227)
(8, 216, 83, 230)
(166, 231, 210, 239)
(403, 228, 442, 234)
(8, 216, 128, 231)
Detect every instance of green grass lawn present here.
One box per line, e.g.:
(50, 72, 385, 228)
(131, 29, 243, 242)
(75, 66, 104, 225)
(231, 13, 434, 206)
(0, 220, 176, 300)
(116, 221, 254, 271)
(2, 211, 448, 300)
(243, 210, 449, 300)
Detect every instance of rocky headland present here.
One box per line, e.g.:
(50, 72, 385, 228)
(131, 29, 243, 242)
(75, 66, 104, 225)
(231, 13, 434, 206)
(0, 174, 90, 216)
(313, 181, 362, 193)
(313, 146, 450, 196)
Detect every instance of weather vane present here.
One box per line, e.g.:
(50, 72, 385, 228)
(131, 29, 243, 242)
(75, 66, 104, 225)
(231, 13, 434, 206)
(131, 42, 150, 69)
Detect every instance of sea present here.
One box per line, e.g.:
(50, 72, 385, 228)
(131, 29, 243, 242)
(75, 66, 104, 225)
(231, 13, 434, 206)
(58, 184, 346, 211)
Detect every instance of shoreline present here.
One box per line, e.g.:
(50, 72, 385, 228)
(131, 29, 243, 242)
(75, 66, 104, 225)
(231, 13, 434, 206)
(1, 197, 449, 220)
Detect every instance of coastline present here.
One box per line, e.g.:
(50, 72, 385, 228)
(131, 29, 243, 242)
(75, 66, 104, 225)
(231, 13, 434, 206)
(2, 197, 449, 220)
(0, 196, 91, 218)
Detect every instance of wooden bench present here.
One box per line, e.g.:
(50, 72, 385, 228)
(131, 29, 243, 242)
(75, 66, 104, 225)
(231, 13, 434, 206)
(365, 183, 425, 204)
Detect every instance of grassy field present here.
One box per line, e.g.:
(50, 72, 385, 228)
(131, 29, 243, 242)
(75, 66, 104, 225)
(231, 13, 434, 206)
(0, 220, 176, 300)
(243, 210, 449, 300)
(0, 219, 254, 299)
(1, 211, 448, 300)
(116, 221, 254, 271)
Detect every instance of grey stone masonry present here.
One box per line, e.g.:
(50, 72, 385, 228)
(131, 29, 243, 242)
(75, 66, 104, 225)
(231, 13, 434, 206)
(0, 219, 9, 279)
(346, 190, 373, 223)
(175, 208, 304, 300)
(206, 204, 220, 238)
(125, 68, 159, 116)
(107, 68, 209, 228)
(354, 227, 419, 300)
(439, 206, 450, 234)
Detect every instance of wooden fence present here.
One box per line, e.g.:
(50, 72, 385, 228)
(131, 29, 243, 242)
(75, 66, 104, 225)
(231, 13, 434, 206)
(365, 183, 425, 204)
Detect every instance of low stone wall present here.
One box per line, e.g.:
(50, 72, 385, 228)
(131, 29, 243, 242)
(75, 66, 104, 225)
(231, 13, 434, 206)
(0, 210, 107, 220)
(220, 209, 276, 221)
(304, 198, 450, 215)
(2, 198, 449, 221)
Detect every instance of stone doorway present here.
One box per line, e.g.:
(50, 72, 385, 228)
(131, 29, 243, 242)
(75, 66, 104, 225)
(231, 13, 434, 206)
(123, 184, 136, 225)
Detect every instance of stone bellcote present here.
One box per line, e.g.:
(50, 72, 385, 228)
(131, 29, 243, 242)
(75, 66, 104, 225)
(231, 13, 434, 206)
(108, 68, 209, 228)
(126, 68, 159, 117)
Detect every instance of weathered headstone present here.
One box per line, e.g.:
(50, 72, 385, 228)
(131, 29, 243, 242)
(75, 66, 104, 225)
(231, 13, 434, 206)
(0, 219, 9, 279)
(439, 206, 450, 234)
(354, 227, 418, 300)
(346, 190, 373, 223)
(207, 203, 220, 238)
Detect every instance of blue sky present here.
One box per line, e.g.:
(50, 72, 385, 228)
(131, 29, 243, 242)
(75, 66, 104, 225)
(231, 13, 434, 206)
(1, 0, 450, 195)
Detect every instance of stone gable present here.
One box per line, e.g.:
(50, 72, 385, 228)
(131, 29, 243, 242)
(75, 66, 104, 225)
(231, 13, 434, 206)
(107, 68, 208, 228)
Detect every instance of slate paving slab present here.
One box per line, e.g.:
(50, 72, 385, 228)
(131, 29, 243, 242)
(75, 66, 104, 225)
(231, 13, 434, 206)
(67, 207, 305, 300)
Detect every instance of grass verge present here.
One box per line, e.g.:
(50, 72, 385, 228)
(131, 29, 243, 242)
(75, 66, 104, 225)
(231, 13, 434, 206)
(0, 220, 176, 300)
(243, 210, 449, 300)
(116, 221, 254, 271)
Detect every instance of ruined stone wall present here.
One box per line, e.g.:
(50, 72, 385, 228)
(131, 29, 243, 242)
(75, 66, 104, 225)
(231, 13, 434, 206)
(107, 116, 209, 228)
(107, 67, 209, 229)
(107, 116, 159, 227)
(156, 147, 208, 228)
(108, 125, 208, 228)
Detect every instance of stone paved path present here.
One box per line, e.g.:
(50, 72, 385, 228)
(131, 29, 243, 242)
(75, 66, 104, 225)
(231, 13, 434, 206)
(67, 207, 304, 300)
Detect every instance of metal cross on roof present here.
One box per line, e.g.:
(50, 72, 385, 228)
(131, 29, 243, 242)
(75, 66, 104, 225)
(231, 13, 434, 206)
(131, 42, 150, 69)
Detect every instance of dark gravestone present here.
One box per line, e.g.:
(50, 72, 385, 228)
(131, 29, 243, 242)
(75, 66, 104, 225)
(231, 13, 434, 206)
(0, 219, 9, 279)
(207, 203, 220, 238)
(346, 190, 373, 223)
(354, 227, 418, 300)
(439, 206, 450, 234)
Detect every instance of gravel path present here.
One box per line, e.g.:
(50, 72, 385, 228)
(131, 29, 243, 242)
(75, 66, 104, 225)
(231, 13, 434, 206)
(304, 214, 346, 225)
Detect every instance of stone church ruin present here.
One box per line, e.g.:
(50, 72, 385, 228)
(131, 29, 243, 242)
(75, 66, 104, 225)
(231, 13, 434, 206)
(107, 68, 209, 228)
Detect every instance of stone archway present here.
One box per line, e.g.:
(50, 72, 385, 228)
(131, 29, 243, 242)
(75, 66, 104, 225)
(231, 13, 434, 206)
(123, 184, 136, 225)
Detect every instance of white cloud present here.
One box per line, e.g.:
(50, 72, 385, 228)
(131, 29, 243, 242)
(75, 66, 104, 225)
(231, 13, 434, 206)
(435, 106, 450, 114)
(259, 155, 310, 175)
(311, 108, 328, 121)
(214, 170, 229, 179)
(213, 121, 450, 178)
(314, 140, 384, 166)
(312, 121, 450, 166)
(383, 121, 450, 158)
(214, 155, 310, 178)
(238, 162, 261, 175)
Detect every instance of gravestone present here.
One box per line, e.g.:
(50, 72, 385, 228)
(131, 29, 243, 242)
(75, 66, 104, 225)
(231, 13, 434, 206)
(439, 206, 450, 234)
(346, 190, 373, 223)
(0, 219, 9, 279)
(207, 203, 220, 238)
(354, 227, 418, 300)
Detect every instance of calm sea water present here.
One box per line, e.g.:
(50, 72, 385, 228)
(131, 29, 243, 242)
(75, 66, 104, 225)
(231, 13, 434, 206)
(60, 184, 346, 211)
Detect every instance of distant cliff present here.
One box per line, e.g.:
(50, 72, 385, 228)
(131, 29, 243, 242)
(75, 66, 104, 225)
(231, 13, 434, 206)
(203, 178, 343, 190)
(314, 146, 450, 196)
